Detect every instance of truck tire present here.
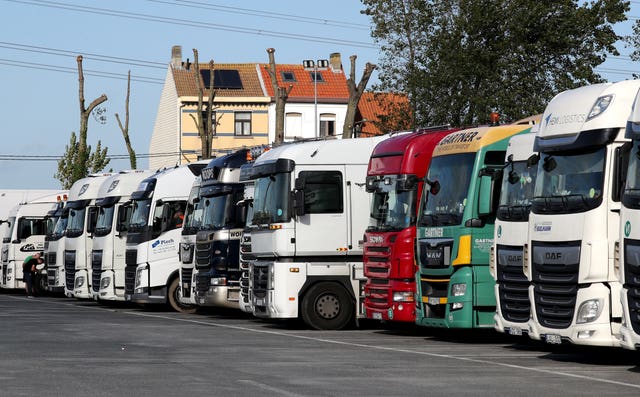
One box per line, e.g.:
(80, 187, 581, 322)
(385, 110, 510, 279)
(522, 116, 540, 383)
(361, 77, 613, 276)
(34, 273, 47, 296)
(167, 277, 197, 314)
(301, 282, 354, 330)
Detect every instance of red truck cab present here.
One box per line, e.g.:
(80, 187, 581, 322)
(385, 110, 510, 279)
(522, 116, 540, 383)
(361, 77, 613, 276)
(364, 127, 458, 322)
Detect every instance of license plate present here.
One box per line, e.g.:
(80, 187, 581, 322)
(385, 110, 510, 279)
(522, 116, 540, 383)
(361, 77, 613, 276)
(372, 312, 382, 320)
(428, 297, 440, 305)
(545, 334, 562, 344)
(507, 327, 522, 336)
(254, 298, 265, 306)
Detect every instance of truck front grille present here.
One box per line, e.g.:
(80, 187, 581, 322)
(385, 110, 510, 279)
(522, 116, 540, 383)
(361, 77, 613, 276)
(624, 238, 640, 334)
(531, 241, 580, 329)
(64, 250, 76, 291)
(496, 245, 530, 323)
(91, 250, 103, 293)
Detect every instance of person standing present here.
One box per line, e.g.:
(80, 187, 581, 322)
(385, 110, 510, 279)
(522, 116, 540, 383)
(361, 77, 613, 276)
(22, 252, 43, 297)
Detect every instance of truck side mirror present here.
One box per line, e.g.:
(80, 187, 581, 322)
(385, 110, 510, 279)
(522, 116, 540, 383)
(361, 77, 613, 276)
(478, 169, 502, 217)
(295, 189, 306, 217)
(116, 206, 128, 233)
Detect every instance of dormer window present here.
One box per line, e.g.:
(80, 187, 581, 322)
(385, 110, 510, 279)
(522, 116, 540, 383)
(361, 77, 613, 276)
(281, 71, 296, 82)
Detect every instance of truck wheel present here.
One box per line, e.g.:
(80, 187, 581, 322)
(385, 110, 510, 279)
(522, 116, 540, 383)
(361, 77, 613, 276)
(34, 273, 47, 296)
(301, 282, 354, 330)
(168, 278, 197, 314)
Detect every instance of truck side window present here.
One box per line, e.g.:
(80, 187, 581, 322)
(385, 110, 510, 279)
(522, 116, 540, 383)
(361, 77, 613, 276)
(299, 171, 343, 214)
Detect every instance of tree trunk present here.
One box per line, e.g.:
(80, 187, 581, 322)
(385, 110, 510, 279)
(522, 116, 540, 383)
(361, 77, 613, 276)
(266, 48, 292, 145)
(342, 55, 376, 139)
(115, 71, 137, 169)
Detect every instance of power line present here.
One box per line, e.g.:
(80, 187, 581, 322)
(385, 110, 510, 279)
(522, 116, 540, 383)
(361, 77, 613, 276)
(0, 58, 164, 84)
(0, 41, 167, 69)
(147, 0, 370, 30)
(4, 0, 378, 49)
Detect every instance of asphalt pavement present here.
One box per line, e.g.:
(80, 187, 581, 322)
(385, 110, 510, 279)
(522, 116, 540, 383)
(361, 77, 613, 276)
(1, 291, 640, 396)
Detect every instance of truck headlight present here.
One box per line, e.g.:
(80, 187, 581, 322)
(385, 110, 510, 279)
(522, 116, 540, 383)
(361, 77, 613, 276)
(75, 276, 85, 289)
(135, 267, 144, 288)
(576, 299, 603, 324)
(100, 276, 111, 289)
(451, 283, 467, 297)
(392, 291, 415, 302)
(211, 277, 227, 286)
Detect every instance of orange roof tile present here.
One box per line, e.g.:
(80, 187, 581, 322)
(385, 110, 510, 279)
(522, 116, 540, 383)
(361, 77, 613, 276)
(357, 92, 412, 136)
(258, 64, 349, 103)
(172, 63, 265, 98)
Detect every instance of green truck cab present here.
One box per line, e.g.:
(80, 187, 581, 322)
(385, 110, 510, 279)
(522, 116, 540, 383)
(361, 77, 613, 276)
(415, 118, 537, 328)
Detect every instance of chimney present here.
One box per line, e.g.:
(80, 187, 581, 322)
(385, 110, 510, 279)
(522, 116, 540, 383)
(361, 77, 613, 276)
(171, 45, 182, 69)
(329, 52, 342, 73)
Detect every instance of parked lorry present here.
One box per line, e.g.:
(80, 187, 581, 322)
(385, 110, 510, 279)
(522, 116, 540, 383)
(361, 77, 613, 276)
(178, 172, 203, 307)
(363, 127, 458, 323)
(238, 163, 256, 313)
(241, 136, 387, 330)
(415, 117, 537, 329)
(125, 162, 207, 312)
(193, 149, 253, 308)
(92, 170, 153, 301)
(620, 88, 640, 350)
(490, 131, 538, 336)
(65, 174, 114, 298)
(1, 192, 67, 292)
(526, 81, 640, 346)
(0, 189, 61, 239)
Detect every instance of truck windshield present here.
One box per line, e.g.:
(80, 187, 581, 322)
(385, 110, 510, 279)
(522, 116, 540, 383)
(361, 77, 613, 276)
(497, 160, 538, 221)
(129, 198, 152, 230)
(419, 153, 475, 227)
(201, 191, 237, 230)
(66, 207, 86, 237)
(51, 213, 68, 238)
(623, 142, 640, 209)
(369, 176, 416, 231)
(183, 186, 203, 234)
(532, 147, 605, 214)
(46, 216, 60, 236)
(251, 173, 290, 225)
(94, 205, 115, 236)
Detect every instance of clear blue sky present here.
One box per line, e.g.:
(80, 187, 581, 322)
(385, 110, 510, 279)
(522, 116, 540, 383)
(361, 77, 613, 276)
(1, 0, 639, 189)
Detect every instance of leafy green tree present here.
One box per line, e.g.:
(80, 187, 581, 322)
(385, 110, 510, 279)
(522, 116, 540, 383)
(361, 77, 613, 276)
(362, 0, 628, 126)
(55, 55, 110, 188)
(55, 132, 109, 189)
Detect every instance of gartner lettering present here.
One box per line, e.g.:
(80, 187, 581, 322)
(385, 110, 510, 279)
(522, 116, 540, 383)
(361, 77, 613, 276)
(424, 228, 444, 238)
(438, 131, 479, 145)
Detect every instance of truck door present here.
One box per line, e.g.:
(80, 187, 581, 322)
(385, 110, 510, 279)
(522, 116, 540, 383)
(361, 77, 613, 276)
(294, 166, 348, 257)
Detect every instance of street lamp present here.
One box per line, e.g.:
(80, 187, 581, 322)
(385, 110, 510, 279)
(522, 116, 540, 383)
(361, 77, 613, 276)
(303, 59, 329, 138)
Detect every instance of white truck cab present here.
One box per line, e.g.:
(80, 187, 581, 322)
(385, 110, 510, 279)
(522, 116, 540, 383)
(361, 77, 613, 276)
(1, 192, 67, 291)
(491, 131, 538, 336)
(125, 162, 207, 312)
(242, 136, 388, 330)
(526, 80, 640, 346)
(65, 174, 114, 298)
(92, 170, 154, 301)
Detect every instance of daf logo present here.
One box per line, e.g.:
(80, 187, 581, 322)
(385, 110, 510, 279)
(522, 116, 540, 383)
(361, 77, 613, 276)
(507, 255, 522, 262)
(369, 235, 383, 244)
(545, 252, 562, 260)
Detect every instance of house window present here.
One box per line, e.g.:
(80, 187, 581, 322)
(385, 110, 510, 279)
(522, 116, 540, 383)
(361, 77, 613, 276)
(282, 71, 296, 82)
(319, 113, 336, 137)
(310, 71, 324, 82)
(285, 112, 302, 139)
(234, 112, 252, 136)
